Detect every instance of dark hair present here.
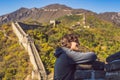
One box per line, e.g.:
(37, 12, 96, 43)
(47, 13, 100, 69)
(60, 34, 79, 48)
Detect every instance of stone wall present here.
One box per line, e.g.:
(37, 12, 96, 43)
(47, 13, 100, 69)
(75, 51, 120, 80)
(12, 22, 47, 80)
(105, 51, 120, 80)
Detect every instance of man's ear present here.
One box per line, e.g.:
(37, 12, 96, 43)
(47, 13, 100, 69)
(70, 42, 74, 49)
(67, 42, 71, 48)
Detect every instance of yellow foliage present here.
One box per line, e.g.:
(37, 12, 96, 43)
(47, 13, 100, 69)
(40, 43, 53, 52)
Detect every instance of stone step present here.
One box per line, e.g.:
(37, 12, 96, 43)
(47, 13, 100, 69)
(74, 70, 105, 80)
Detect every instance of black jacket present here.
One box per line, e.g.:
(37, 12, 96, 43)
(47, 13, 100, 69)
(54, 47, 97, 80)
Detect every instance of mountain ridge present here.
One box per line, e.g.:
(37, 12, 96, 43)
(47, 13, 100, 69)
(0, 4, 120, 26)
(0, 4, 96, 24)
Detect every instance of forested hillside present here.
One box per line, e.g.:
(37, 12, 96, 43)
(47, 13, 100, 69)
(0, 24, 32, 80)
(24, 14, 120, 74)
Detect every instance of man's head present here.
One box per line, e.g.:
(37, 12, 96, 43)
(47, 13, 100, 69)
(60, 34, 80, 51)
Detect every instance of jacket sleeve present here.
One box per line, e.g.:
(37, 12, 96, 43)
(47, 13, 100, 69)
(66, 50, 97, 64)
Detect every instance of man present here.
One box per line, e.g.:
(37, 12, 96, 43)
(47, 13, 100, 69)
(54, 34, 97, 80)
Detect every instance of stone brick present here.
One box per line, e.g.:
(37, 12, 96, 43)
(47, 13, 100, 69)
(74, 70, 91, 79)
(94, 71, 105, 79)
(74, 70, 105, 80)
(76, 61, 105, 71)
(106, 71, 120, 80)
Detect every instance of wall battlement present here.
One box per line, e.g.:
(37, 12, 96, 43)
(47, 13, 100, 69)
(12, 22, 47, 80)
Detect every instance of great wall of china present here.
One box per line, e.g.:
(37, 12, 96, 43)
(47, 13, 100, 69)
(12, 22, 47, 80)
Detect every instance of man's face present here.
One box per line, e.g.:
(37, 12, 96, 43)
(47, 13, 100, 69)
(70, 42, 79, 51)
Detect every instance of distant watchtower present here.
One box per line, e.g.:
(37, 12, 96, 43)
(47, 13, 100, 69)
(76, 13, 90, 28)
(50, 20, 61, 27)
(50, 20, 56, 27)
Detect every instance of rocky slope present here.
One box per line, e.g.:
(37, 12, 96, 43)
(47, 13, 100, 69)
(99, 12, 120, 26)
(0, 4, 95, 25)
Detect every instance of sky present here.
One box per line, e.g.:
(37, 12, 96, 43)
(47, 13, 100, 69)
(0, 0, 120, 16)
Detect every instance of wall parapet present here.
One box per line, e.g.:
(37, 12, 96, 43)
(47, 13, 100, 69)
(12, 22, 47, 80)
